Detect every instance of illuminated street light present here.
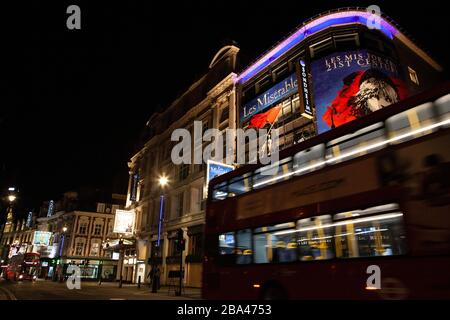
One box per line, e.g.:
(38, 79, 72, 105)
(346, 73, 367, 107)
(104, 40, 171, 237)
(8, 187, 15, 191)
(62, 226, 68, 233)
(158, 175, 169, 187)
(8, 195, 16, 202)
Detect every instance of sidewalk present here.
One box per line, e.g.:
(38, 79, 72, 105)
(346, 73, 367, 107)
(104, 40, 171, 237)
(85, 281, 202, 299)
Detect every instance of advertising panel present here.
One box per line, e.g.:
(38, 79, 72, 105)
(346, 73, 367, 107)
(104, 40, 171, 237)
(113, 209, 136, 235)
(311, 50, 408, 134)
(240, 73, 298, 123)
(207, 160, 235, 184)
(32, 231, 52, 246)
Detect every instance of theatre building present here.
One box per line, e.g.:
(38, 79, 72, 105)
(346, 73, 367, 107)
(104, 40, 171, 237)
(236, 8, 444, 150)
(126, 45, 239, 287)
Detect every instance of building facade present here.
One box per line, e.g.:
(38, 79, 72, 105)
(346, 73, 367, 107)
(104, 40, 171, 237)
(35, 192, 126, 280)
(0, 208, 36, 263)
(126, 45, 239, 287)
(236, 8, 443, 152)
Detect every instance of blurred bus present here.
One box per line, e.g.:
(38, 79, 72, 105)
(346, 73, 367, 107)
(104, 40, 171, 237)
(203, 83, 450, 300)
(3, 252, 40, 281)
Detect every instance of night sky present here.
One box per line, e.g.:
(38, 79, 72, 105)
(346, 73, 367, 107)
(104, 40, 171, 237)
(1, 1, 449, 213)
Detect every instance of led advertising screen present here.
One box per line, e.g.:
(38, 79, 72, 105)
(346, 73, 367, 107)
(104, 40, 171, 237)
(113, 209, 135, 235)
(32, 231, 52, 246)
(311, 50, 408, 134)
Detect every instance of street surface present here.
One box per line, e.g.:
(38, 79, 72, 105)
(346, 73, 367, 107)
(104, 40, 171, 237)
(0, 279, 201, 300)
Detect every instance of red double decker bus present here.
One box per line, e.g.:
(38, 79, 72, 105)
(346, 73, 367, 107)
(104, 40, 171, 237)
(202, 84, 450, 300)
(3, 252, 40, 281)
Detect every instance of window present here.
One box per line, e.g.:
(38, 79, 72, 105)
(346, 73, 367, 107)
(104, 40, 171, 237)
(408, 66, 419, 85)
(386, 102, 436, 144)
(256, 76, 271, 94)
(79, 222, 88, 234)
(236, 229, 252, 264)
(309, 37, 334, 59)
(189, 233, 203, 257)
(75, 242, 84, 256)
(334, 33, 359, 51)
(174, 192, 184, 217)
(90, 241, 100, 256)
(293, 144, 325, 176)
(97, 203, 106, 213)
(179, 164, 189, 181)
(253, 222, 297, 263)
(273, 63, 289, 82)
(297, 215, 334, 261)
(333, 204, 407, 258)
(219, 232, 235, 255)
(325, 122, 386, 164)
(435, 94, 450, 127)
(220, 107, 229, 124)
(94, 224, 102, 236)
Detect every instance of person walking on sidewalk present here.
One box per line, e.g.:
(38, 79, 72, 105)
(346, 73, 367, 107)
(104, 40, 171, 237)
(147, 265, 155, 289)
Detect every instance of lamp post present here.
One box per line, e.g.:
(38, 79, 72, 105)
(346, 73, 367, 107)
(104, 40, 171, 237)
(157, 175, 168, 248)
(152, 175, 168, 293)
(118, 235, 124, 288)
(58, 226, 68, 282)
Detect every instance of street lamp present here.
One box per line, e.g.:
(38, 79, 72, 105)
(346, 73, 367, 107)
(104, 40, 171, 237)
(7, 195, 16, 203)
(151, 175, 169, 293)
(57, 226, 68, 282)
(157, 175, 169, 247)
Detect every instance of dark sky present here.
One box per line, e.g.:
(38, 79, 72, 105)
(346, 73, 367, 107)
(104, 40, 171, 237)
(1, 0, 449, 212)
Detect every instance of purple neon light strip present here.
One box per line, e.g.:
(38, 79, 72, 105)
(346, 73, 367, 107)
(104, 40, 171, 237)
(236, 11, 399, 84)
(157, 194, 164, 247)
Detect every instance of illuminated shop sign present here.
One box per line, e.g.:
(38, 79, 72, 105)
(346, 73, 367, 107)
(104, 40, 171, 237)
(311, 50, 408, 134)
(207, 160, 234, 183)
(113, 209, 136, 235)
(240, 73, 298, 123)
(47, 200, 54, 217)
(130, 173, 139, 202)
(26, 211, 33, 228)
(32, 231, 52, 246)
(297, 60, 313, 119)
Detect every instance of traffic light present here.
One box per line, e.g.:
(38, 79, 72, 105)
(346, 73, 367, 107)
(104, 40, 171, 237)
(176, 229, 185, 251)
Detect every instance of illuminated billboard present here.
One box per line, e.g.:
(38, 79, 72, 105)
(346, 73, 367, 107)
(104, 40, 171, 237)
(32, 231, 52, 246)
(113, 209, 135, 235)
(240, 73, 298, 123)
(207, 160, 234, 183)
(311, 50, 408, 134)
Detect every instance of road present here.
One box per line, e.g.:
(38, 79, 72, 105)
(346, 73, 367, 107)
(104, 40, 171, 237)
(0, 279, 201, 300)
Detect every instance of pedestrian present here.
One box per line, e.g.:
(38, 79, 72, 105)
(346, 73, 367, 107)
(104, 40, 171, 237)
(147, 265, 155, 288)
(154, 266, 161, 290)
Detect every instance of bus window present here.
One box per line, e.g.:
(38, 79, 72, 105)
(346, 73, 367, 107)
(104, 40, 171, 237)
(252, 157, 293, 189)
(326, 122, 385, 164)
(435, 94, 450, 128)
(219, 232, 235, 255)
(228, 173, 252, 197)
(254, 223, 297, 263)
(386, 102, 436, 144)
(236, 229, 252, 265)
(212, 182, 229, 201)
(293, 144, 325, 176)
(333, 204, 407, 258)
(297, 215, 334, 261)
